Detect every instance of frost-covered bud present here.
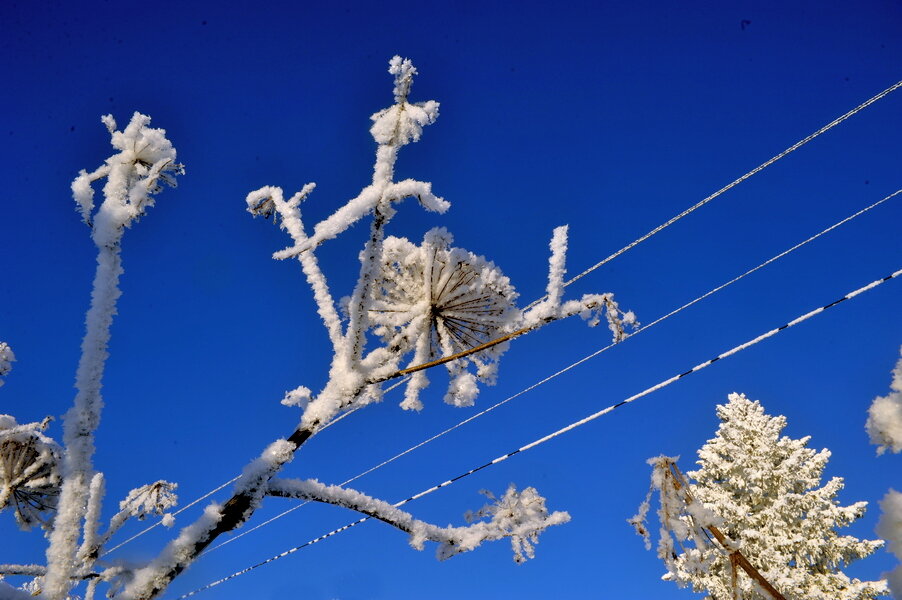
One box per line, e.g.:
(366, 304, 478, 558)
(369, 57, 440, 147)
(76, 112, 184, 245)
(119, 480, 178, 520)
(246, 188, 277, 220)
(0, 415, 62, 529)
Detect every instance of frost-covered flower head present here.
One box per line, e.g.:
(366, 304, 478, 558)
(454, 485, 571, 563)
(119, 480, 178, 520)
(369, 56, 440, 147)
(0, 415, 62, 530)
(72, 112, 183, 246)
(368, 227, 520, 409)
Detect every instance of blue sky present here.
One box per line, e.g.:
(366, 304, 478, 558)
(1, 1, 901, 598)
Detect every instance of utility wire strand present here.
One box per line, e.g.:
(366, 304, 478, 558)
(109, 78, 902, 556)
(197, 188, 900, 556)
(175, 266, 902, 599)
(525, 77, 902, 311)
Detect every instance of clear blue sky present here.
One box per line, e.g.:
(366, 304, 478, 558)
(1, 1, 901, 598)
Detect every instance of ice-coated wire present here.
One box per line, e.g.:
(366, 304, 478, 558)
(181, 187, 902, 559)
(524, 78, 902, 311)
(174, 266, 902, 599)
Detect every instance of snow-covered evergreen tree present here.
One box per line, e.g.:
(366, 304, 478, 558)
(635, 393, 888, 600)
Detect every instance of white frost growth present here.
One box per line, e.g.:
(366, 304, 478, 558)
(460, 485, 571, 563)
(370, 56, 440, 146)
(74, 112, 183, 248)
(0, 343, 14, 387)
(522, 229, 637, 341)
(281, 385, 312, 409)
(0, 415, 61, 529)
(233, 439, 296, 521)
(867, 347, 902, 454)
(878, 490, 902, 599)
(268, 57, 445, 261)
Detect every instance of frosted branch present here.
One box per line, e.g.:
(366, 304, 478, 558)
(44, 112, 182, 600)
(0, 564, 47, 576)
(521, 227, 637, 340)
(267, 479, 569, 563)
(247, 185, 343, 348)
(76, 473, 105, 564)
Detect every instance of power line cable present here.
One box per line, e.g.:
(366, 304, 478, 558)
(174, 265, 902, 599)
(526, 78, 902, 309)
(198, 188, 900, 555)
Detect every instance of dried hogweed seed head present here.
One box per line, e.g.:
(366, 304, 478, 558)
(0, 415, 62, 529)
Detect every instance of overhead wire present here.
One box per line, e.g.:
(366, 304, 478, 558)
(525, 77, 902, 310)
(199, 187, 900, 555)
(174, 265, 902, 599)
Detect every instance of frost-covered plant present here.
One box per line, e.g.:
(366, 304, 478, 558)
(0, 58, 631, 600)
(634, 393, 888, 600)
(0, 343, 15, 387)
(867, 347, 902, 455)
(42, 113, 182, 600)
(0, 415, 61, 530)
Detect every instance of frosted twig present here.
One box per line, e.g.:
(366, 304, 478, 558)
(266, 478, 569, 562)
